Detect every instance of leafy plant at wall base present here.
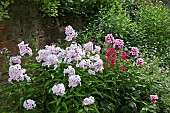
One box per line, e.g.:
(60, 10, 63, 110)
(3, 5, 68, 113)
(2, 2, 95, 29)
(0, 1, 10, 21)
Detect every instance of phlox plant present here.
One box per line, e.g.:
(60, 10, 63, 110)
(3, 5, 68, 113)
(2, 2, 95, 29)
(0, 26, 162, 113)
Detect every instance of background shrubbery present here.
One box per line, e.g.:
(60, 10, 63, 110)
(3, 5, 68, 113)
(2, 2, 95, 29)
(78, 0, 170, 66)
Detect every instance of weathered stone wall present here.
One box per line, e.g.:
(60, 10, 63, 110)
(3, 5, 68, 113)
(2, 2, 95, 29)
(0, 0, 86, 74)
(6, 0, 85, 48)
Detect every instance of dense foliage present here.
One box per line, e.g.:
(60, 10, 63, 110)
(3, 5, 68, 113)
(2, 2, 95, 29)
(0, 25, 170, 113)
(78, 1, 170, 66)
(0, 1, 10, 21)
(33, 0, 111, 18)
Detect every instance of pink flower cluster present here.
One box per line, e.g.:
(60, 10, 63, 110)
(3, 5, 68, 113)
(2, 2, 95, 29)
(8, 64, 31, 83)
(83, 96, 95, 105)
(150, 95, 158, 103)
(104, 34, 144, 68)
(136, 58, 144, 66)
(52, 83, 65, 96)
(105, 34, 114, 44)
(113, 39, 124, 49)
(130, 47, 139, 57)
(105, 34, 124, 49)
(18, 41, 32, 56)
(23, 99, 36, 110)
(65, 25, 78, 41)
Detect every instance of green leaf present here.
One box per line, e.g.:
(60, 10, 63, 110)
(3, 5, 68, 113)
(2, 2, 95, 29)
(62, 102, 68, 111)
(78, 109, 84, 113)
(91, 88, 103, 97)
(92, 105, 100, 113)
(74, 92, 85, 97)
(73, 100, 79, 109)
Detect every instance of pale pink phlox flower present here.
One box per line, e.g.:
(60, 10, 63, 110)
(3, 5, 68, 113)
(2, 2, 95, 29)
(68, 75, 81, 88)
(64, 66, 75, 76)
(83, 42, 94, 53)
(18, 41, 32, 56)
(83, 96, 95, 105)
(88, 69, 96, 75)
(8, 64, 31, 83)
(42, 54, 59, 68)
(92, 59, 104, 72)
(36, 49, 51, 62)
(23, 99, 36, 110)
(52, 83, 65, 96)
(65, 25, 78, 41)
(92, 45, 101, 54)
(64, 43, 85, 63)
(10, 56, 21, 65)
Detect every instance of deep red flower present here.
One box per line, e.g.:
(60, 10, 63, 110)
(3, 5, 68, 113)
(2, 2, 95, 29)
(110, 62, 115, 67)
(111, 57, 116, 64)
(105, 48, 116, 57)
(121, 52, 127, 60)
(110, 57, 116, 67)
(121, 67, 126, 72)
(103, 64, 107, 67)
(106, 58, 109, 62)
(90, 39, 94, 44)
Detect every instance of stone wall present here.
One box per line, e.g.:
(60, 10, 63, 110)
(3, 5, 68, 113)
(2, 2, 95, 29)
(0, 0, 86, 75)
(6, 0, 85, 48)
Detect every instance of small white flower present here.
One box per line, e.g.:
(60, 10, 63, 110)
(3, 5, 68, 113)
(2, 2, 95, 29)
(23, 99, 36, 110)
(68, 75, 81, 88)
(88, 69, 95, 75)
(52, 83, 65, 96)
(83, 96, 95, 105)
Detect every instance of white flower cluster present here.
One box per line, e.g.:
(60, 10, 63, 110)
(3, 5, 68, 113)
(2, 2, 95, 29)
(83, 96, 95, 105)
(64, 66, 81, 88)
(83, 41, 94, 53)
(18, 41, 33, 56)
(64, 65, 75, 76)
(10, 55, 21, 65)
(65, 25, 78, 41)
(64, 43, 85, 64)
(36, 26, 103, 74)
(23, 99, 36, 110)
(8, 64, 31, 83)
(8, 41, 32, 83)
(52, 83, 65, 96)
(76, 54, 103, 75)
(68, 74, 81, 88)
(36, 45, 65, 69)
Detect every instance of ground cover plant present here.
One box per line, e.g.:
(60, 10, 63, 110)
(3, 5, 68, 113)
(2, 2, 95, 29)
(0, 25, 170, 113)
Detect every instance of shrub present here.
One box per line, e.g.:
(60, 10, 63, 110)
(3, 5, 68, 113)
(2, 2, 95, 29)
(0, 26, 170, 112)
(78, 1, 170, 66)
